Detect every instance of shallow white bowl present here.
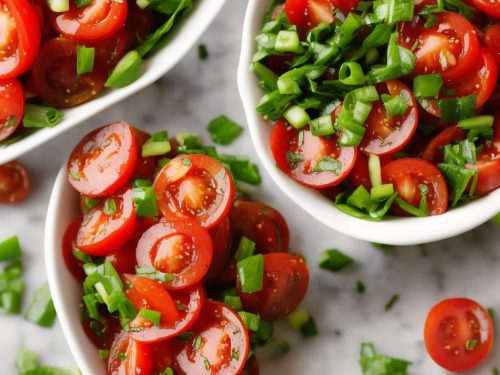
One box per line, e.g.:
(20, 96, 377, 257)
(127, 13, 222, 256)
(237, 0, 500, 245)
(0, 0, 226, 165)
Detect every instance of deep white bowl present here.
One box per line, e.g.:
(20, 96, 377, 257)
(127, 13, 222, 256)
(0, 0, 226, 165)
(237, 0, 500, 245)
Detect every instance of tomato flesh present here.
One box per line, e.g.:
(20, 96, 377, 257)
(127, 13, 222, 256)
(0, 79, 24, 142)
(421, 127, 467, 165)
(108, 332, 153, 375)
(285, 0, 335, 28)
(473, 0, 500, 19)
(424, 298, 494, 372)
(485, 24, 500, 65)
(0, 161, 30, 204)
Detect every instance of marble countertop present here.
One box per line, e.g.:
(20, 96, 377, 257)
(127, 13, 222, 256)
(1, 1, 499, 374)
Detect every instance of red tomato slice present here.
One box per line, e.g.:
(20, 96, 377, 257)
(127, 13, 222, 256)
(360, 80, 419, 156)
(136, 219, 213, 290)
(0, 161, 30, 204)
(0, 79, 24, 142)
(382, 158, 448, 215)
(204, 215, 231, 282)
(238, 253, 309, 321)
(82, 313, 122, 351)
(131, 217, 159, 243)
(76, 189, 136, 256)
(131, 127, 157, 181)
(398, 12, 480, 81)
(124, 1, 155, 49)
(331, 0, 360, 15)
(105, 241, 137, 275)
(153, 154, 235, 230)
(284, 0, 308, 27)
(229, 200, 290, 254)
(51, 0, 128, 41)
(424, 298, 494, 372)
(32, 38, 108, 108)
(421, 127, 467, 164)
(62, 216, 86, 281)
(0, 0, 40, 79)
(87, 28, 128, 70)
(176, 300, 249, 375)
(271, 119, 357, 188)
(473, 0, 500, 19)
(108, 332, 153, 375)
(68, 122, 138, 197)
(485, 24, 500, 65)
(124, 276, 205, 343)
(285, 0, 334, 28)
(466, 147, 500, 196)
(348, 153, 393, 190)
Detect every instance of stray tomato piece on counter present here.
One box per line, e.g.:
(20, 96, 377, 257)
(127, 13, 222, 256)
(0, 162, 31, 204)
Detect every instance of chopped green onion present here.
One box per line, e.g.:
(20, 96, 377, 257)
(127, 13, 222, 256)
(48, 0, 69, 12)
(356, 280, 365, 293)
(368, 154, 382, 187)
(103, 199, 117, 216)
(352, 101, 372, 124)
(277, 77, 302, 95)
(105, 51, 143, 88)
(458, 115, 494, 130)
(234, 237, 256, 262)
(381, 94, 409, 116)
(385, 294, 400, 311)
(142, 131, 171, 157)
(159, 368, 175, 375)
(360, 342, 411, 374)
(1, 290, 22, 314)
(438, 95, 476, 121)
(238, 311, 261, 331)
(132, 187, 158, 217)
(284, 105, 310, 129)
(300, 316, 318, 337)
(318, 249, 354, 272)
(438, 163, 477, 206)
(24, 283, 56, 327)
(136, 266, 175, 283)
(98, 350, 110, 360)
(252, 61, 278, 92)
(138, 308, 161, 326)
(237, 254, 264, 293)
(287, 308, 309, 330)
(223, 295, 243, 311)
(132, 179, 152, 188)
(83, 196, 100, 211)
(23, 104, 63, 128)
(72, 249, 92, 264)
(413, 73, 443, 97)
(0, 236, 22, 261)
(465, 339, 478, 351)
(75, 0, 92, 7)
(287, 151, 304, 165)
(207, 115, 243, 145)
(76, 46, 95, 78)
(365, 48, 380, 66)
(275, 30, 302, 53)
(339, 62, 366, 85)
(310, 115, 334, 136)
(254, 320, 274, 345)
(371, 184, 394, 201)
(198, 44, 208, 60)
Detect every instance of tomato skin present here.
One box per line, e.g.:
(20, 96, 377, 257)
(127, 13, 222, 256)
(424, 298, 494, 372)
(104, 241, 137, 274)
(0, 79, 24, 142)
(0, 0, 41, 80)
(175, 300, 249, 375)
(32, 38, 108, 108)
(88, 28, 129, 70)
(466, 149, 500, 196)
(153, 154, 235, 230)
(124, 0, 156, 49)
(285, 0, 335, 28)
(271, 119, 357, 188)
(229, 200, 290, 254)
(68, 122, 138, 197)
(0, 161, 31, 204)
(108, 332, 153, 375)
(284, 0, 308, 27)
(204, 215, 231, 282)
(62, 217, 86, 281)
(472, 0, 500, 19)
(421, 127, 467, 165)
(136, 219, 213, 290)
(485, 24, 500, 65)
(382, 158, 448, 215)
(238, 253, 309, 321)
(360, 80, 419, 156)
(51, 0, 128, 41)
(76, 189, 137, 256)
(398, 13, 480, 82)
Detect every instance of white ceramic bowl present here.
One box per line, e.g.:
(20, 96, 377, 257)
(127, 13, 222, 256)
(0, 0, 226, 165)
(237, 0, 500, 245)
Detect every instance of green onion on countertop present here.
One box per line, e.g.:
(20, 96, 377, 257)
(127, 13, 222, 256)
(318, 249, 354, 272)
(24, 283, 56, 327)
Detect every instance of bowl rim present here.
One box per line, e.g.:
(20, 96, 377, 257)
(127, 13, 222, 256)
(0, 0, 227, 165)
(236, 0, 500, 246)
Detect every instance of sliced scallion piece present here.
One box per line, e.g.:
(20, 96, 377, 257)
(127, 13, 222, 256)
(381, 94, 409, 116)
(24, 283, 56, 327)
(237, 254, 264, 293)
(138, 308, 161, 326)
(142, 131, 171, 157)
(207, 115, 243, 145)
(413, 73, 443, 97)
(339, 62, 366, 85)
(238, 311, 261, 331)
(234, 237, 256, 262)
(48, 0, 69, 12)
(371, 183, 394, 201)
(368, 154, 382, 187)
(318, 249, 354, 272)
(310, 115, 334, 136)
(105, 51, 143, 88)
(76, 46, 95, 78)
(287, 308, 310, 330)
(0, 236, 22, 261)
(23, 104, 63, 129)
(284, 105, 310, 129)
(132, 187, 158, 217)
(458, 115, 494, 130)
(275, 30, 302, 53)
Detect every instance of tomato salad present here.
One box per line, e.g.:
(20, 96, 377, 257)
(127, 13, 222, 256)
(0, 0, 192, 144)
(253, 0, 500, 220)
(62, 121, 309, 374)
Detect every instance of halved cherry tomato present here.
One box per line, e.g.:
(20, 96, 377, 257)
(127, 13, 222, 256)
(131, 217, 159, 243)
(150, 340, 178, 374)
(124, 275, 205, 343)
(124, 0, 156, 49)
(62, 216, 85, 281)
(136, 219, 213, 290)
(229, 200, 290, 254)
(0, 161, 30, 204)
(0, 0, 41, 80)
(285, 0, 334, 28)
(382, 158, 448, 215)
(424, 298, 494, 372)
(131, 127, 157, 181)
(271, 119, 357, 188)
(50, 0, 128, 41)
(88, 28, 129, 70)
(348, 153, 393, 190)
(0, 79, 24, 142)
(360, 80, 418, 156)
(68, 122, 138, 197)
(204, 215, 231, 282)
(238, 253, 309, 321)
(485, 24, 500, 65)
(466, 147, 500, 196)
(331, 0, 360, 15)
(175, 300, 249, 375)
(398, 13, 480, 81)
(153, 154, 235, 230)
(82, 313, 122, 351)
(421, 127, 467, 164)
(472, 0, 500, 19)
(108, 331, 153, 375)
(105, 241, 137, 274)
(32, 38, 108, 108)
(76, 189, 136, 255)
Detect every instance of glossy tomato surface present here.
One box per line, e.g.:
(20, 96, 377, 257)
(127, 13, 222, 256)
(485, 24, 500, 65)
(424, 298, 494, 372)
(176, 300, 249, 375)
(108, 332, 153, 375)
(421, 127, 467, 164)
(285, 0, 335, 28)
(136, 219, 213, 290)
(153, 154, 235, 229)
(472, 0, 500, 19)
(271, 119, 357, 188)
(0, 161, 30, 204)
(238, 253, 309, 321)
(68, 122, 138, 197)
(62, 216, 85, 281)
(0, 79, 24, 142)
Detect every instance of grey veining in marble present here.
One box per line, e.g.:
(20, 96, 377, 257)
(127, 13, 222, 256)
(0, 1, 499, 374)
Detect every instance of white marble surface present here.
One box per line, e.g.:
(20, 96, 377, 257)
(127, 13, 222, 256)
(0, 1, 499, 374)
